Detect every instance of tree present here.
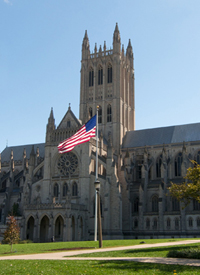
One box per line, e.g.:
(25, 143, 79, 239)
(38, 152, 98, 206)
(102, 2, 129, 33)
(3, 216, 20, 252)
(169, 160, 200, 206)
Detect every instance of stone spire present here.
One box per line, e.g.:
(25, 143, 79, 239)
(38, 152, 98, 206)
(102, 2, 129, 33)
(126, 39, 133, 63)
(47, 107, 55, 132)
(82, 30, 90, 59)
(113, 23, 121, 53)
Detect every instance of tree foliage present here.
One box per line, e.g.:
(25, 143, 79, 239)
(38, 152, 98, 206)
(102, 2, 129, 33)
(169, 160, 200, 206)
(3, 216, 20, 252)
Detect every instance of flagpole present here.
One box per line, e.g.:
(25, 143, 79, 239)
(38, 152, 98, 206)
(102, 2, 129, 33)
(94, 106, 99, 242)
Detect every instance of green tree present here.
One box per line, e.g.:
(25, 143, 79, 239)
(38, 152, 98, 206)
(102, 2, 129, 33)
(3, 216, 20, 252)
(169, 160, 200, 206)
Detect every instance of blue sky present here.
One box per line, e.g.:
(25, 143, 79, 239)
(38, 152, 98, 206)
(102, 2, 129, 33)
(1, 0, 200, 152)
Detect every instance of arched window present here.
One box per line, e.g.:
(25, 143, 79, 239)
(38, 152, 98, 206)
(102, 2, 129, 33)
(197, 217, 200, 227)
(89, 67, 94, 87)
(134, 219, 138, 228)
(172, 197, 180, 211)
(175, 218, 179, 229)
(152, 195, 159, 212)
(156, 154, 162, 178)
(89, 107, 93, 119)
(98, 65, 103, 85)
(166, 218, 171, 228)
(146, 218, 150, 229)
(153, 218, 158, 229)
(63, 183, 68, 197)
(133, 198, 139, 213)
(107, 104, 112, 122)
(107, 64, 112, 83)
(193, 199, 200, 210)
(188, 217, 193, 227)
(72, 182, 78, 196)
(98, 106, 102, 124)
(54, 183, 59, 197)
(175, 152, 182, 177)
(195, 150, 200, 164)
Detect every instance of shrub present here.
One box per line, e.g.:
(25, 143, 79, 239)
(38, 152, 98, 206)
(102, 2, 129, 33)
(167, 247, 200, 259)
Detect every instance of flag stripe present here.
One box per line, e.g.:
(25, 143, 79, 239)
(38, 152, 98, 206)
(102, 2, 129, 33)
(58, 115, 96, 154)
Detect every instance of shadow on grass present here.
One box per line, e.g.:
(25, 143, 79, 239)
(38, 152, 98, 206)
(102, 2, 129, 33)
(124, 245, 200, 255)
(93, 260, 199, 273)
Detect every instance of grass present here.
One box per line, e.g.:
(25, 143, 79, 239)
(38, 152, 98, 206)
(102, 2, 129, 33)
(0, 238, 195, 257)
(0, 260, 200, 275)
(71, 243, 200, 258)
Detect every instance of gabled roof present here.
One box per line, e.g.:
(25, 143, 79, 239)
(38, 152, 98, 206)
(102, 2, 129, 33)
(57, 106, 81, 130)
(122, 122, 200, 149)
(1, 143, 45, 163)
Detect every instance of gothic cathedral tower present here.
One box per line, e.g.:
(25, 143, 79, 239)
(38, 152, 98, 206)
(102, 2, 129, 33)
(80, 23, 135, 153)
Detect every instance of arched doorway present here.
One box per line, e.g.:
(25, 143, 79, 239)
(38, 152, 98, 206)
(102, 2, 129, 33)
(40, 215, 49, 242)
(72, 216, 75, 241)
(26, 216, 34, 241)
(55, 216, 64, 241)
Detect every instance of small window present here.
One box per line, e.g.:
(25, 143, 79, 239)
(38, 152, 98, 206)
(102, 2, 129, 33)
(188, 217, 193, 227)
(67, 121, 71, 128)
(167, 218, 171, 228)
(134, 219, 138, 228)
(197, 218, 200, 227)
(107, 104, 112, 122)
(89, 68, 94, 87)
(146, 218, 150, 228)
(72, 182, 78, 196)
(195, 150, 200, 164)
(133, 198, 139, 213)
(98, 66, 103, 85)
(54, 183, 59, 197)
(156, 155, 162, 178)
(175, 152, 182, 177)
(63, 183, 68, 197)
(89, 107, 93, 119)
(153, 218, 157, 229)
(175, 218, 179, 229)
(107, 64, 112, 84)
(152, 196, 159, 212)
(172, 197, 180, 211)
(193, 199, 200, 210)
(98, 106, 102, 124)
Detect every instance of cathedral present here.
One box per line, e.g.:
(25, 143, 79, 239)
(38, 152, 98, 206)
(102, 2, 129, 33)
(1, 24, 200, 242)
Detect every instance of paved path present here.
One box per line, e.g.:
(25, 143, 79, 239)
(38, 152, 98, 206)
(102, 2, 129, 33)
(1, 240, 200, 266)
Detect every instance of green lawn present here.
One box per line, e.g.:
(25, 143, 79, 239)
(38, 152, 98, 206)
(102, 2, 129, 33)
(0, 238, 196, 256)
(72, 243, 200, 258)
(0, 260, 199, 275)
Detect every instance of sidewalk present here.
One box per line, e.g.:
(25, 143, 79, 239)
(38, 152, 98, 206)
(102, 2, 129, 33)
(0, 239, 200, 266)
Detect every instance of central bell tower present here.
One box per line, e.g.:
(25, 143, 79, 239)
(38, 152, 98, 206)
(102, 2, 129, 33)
(79, 23, 135, 153)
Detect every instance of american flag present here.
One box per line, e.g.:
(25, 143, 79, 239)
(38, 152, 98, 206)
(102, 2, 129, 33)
(57, 115, 96, 153)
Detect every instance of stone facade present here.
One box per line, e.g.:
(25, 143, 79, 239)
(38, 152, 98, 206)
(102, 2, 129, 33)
(0, 24, 200, 242)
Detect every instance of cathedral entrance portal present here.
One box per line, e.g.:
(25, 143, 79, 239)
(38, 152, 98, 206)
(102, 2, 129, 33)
(26, 216, 34, 241)
(40, 215, 49, 242)
(55, 215, 64, 241)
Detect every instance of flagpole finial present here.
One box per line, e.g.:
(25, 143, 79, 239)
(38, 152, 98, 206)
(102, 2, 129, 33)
(97, 105, 99, 110)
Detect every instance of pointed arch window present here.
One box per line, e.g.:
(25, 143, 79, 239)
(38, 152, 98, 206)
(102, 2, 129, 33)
(107, 64, 112, 83)
(89, 67, 94, 87)
(63, 183, 68, 197)
(197, 217, 200, 227)
(72, 182, 78, 196)
(98, 65, 103, 85)
(175, 152, 182, 177)
(188, 217, 193, 227)
(152, 195, 159, 212)
(172, 197, 180, 211)
(156, 154, 162, 178)
(195, 150, 200, 164)
(193, 199, 200, 210)
(54, 183, 59, 197)
(89, 107, 93, 119)
(107, 104, 112, 122)
(98, 106, 102, 124)
(133, 198, 139, 213)
(166, 218, 171, 228)
(146, 218, 150, 229)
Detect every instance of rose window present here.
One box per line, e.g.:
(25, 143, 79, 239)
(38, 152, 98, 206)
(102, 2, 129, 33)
(57, 152, 78, 176)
